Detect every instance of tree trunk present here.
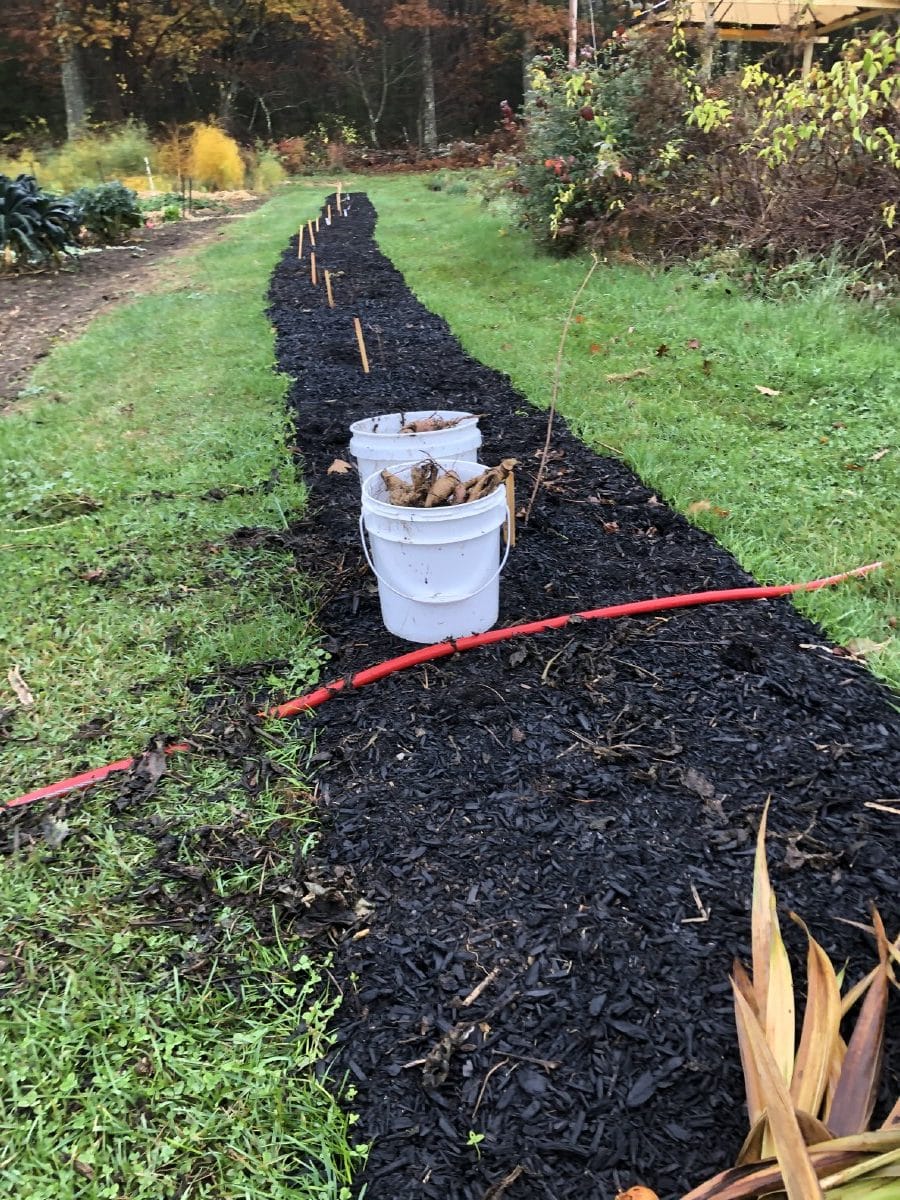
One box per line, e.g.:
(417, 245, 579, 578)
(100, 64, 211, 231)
(218, 79, 239, 129)
(57, 4, 88, 139)
(421, 22, 437, 152)
(568, 0, 578, 68)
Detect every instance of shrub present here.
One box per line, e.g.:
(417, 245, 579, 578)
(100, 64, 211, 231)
(68, 181, 143, 243)
(273, 137, 308, 174)
(187, 124, 244, 191)
(42, 122, 156, 192)
(250, 147, 286, 192)
(0, 173, 81, 266)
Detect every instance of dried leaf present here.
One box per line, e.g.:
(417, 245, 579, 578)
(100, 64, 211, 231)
(589, 343, 603, 354)
(765, 892, 796, 1088)
(828, 946, 889, 1135)
(845, 637, 890, 658)
(755, 386, 781, 396)
(790, 913, 841, 1119)
(687, 499, 712, 515)
(732, 984, 825, 1200)
(327, 458, 353, 475)
(41, 816, 71, 850)
(7, 666, 34, 707)
(655, 343, 670, 357)
(574, 314, 585, 324)
(752, 798, 774, 1027)
(686, 338, 701, 349)
(870, 448, 890, 462)
(702, 359, 713, 375)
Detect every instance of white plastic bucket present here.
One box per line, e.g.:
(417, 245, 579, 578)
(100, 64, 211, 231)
(349, 411, 481, 488)
(360, 459, 510, 643)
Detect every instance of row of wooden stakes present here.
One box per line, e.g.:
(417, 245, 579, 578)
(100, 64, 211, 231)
(296, 186, 371, 374)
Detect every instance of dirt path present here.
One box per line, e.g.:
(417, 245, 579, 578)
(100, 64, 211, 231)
(267, 194, 900, 1200)
(0, 201, 261, 404)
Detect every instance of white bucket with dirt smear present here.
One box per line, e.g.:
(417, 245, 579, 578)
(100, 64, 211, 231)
(349, 411, 481, 488)
(360, 459, 510, 643)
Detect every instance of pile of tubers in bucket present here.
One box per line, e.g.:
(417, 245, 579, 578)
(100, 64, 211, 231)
(399, 414, 480, 434)
(381, 459, 517, 508)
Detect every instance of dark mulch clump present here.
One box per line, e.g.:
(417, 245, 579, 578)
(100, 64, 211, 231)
(267, 195, 900, 1200)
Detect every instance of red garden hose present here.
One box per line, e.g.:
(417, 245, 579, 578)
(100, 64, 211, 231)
(3, 562, 883, 810)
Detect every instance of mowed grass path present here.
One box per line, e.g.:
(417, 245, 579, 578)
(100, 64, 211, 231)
(356, 176, 899, 689)
(1, 191, 364, 1199)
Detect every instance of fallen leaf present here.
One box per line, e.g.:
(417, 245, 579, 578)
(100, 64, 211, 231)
(79, 568, 108, 582)
(589, 343, 603, 354)
(500, 342, 512, 350)
(701, 359, 712, 375)
(7, 666, 34, 707)
(682, 767, 715, 799)
(819, 436, 830, 444)
(754, 385, 781, 396)
(574, 314, 585, 324)
(41, 816, 71, 850)
(606, 369, 650, 383)
(844, 462, 864, 471)
(686, 500, 712, 514)
(327, 458, 353, 475)
(655, 343, 670, 357)
(833, 421, 846, 429)
(845, 637, 890, 658)
(686, 338, 701, 350)
(870, 448, 890, 462)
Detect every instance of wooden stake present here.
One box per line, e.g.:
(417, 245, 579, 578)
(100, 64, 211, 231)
(310, 252, 318, 286)
(297, 225, 304, 258)
(315, 216, 320, 232)
(326, 203, 332, 222)
(503, 473, 516, 547)
(307, 219, 316, 247)
(336, 181, 342, 209)
(324, 270, 335, 309)
(353, 317, 370, 374)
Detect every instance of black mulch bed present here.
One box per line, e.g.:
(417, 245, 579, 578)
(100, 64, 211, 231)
(267, 195, 900, 1200)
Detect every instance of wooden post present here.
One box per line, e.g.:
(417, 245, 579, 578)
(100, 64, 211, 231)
(324, 270, 335, 309)
(801, 39, 815, 77)
(336, 181, 342, 210)
(353, 317, 370, 374)
(327, 203, 332, 222)
(297, 226, 304, 258)
(307, 219, 316, 247)
(310, 252, 318, 286)
(315, 216, 320, 232)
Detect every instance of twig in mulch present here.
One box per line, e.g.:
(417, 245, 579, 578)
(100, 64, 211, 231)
(523, 253, 599, 524)
(457, 965, 501, 1008)
(481, 1164, 525, 1199)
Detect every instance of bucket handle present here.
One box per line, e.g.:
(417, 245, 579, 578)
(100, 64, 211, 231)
(359, 513, 511, 606)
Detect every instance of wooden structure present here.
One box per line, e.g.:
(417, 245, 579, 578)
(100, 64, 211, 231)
(638, 0, 900, 72)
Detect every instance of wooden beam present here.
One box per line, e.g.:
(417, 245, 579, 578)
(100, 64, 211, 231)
(713, 25, 827, 40)
(814, 7, 898, 31)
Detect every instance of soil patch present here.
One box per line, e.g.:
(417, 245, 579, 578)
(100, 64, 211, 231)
(0, 199, 261, 405)
(268, 196, 900, 1200)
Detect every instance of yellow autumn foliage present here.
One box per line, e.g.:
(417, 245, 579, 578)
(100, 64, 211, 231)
(187, 124, 244, 190)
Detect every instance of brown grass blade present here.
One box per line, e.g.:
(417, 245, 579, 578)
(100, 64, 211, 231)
(790, 914, 841, 1119)
(818, 1145, 900, 1190)
(751, 797, 774, 1026)
(731, 983, 824, 1199)
(883, 1099, 900, 1131)
(827, 958, 888, 1137)
(735, 1114, 767, 1166)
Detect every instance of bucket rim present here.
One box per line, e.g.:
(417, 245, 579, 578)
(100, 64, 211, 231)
(349, 410, 479, 438)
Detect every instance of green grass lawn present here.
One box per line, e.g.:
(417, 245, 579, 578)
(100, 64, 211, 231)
(1, 173, 897, 1199)
(1, 192, 364, 1198)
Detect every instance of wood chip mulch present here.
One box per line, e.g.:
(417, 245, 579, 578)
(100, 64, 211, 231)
(267, 194, 899, 1200)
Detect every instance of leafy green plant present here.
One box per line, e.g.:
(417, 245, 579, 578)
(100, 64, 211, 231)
(676, 801, 900, 1199)
(69, 180, 143, 243)
(0, 173, 80, 266)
